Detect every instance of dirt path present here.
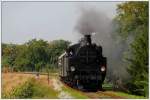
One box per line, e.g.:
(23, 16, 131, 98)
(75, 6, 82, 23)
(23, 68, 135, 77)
(98, 91, 126, 99)
(51, 78, 74, 99)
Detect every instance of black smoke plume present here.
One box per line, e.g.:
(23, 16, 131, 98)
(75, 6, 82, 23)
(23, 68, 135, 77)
(75, 7, 129, 83)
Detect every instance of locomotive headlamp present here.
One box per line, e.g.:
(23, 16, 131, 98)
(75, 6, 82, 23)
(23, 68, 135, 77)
(101, 66, 106, 72)
(71, 66, 75, 71)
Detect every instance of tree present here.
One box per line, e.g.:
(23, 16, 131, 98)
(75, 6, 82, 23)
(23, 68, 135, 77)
(116, 1, 148, 39)
(48, 40, 70, 67)
(115, 1, 148, 96)
(13, 44, 31, 71)
(23, 39, 49, 72)
(2, 43, 19, 71)
(126, 28, 148, 96)
(2, 39, 70, 73)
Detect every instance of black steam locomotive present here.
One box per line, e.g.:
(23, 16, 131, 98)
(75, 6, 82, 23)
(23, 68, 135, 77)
(58, 35, 107, 90)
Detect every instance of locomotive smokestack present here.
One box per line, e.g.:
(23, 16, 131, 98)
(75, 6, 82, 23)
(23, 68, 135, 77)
(84, 35, 91, 45)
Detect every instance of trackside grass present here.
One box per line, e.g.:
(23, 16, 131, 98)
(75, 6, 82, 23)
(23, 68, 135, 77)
(102, 83, 146, 99)
(31, 78, 59, 98)
(102, 83, 113, 90)
(2, 78, 59, 99)
(112, 91, 147, 99)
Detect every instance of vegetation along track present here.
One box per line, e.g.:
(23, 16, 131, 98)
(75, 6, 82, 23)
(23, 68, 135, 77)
(62, 82, 145, 99)
(2, 72, 146, 99)
(85, 91, 126, 99)
(61, 81, 126, 99)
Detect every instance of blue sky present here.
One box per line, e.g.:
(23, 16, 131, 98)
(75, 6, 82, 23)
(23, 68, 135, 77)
(2, 1, 122, 44)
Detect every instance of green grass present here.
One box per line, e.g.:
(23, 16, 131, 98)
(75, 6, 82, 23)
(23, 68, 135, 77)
(113, 91, 147, 99)
(102, 83, 113, 90)
(62, 85, 89, 99)
(102, 83, 147, 99)
(31, 79, 59, 99)
(61, 83, 146, 99)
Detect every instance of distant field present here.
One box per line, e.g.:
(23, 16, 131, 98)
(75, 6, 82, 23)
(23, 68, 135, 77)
(1, 72, 146, 99)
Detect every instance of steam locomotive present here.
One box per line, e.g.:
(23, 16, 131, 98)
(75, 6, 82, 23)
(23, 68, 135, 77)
(58, 35, 107, 91)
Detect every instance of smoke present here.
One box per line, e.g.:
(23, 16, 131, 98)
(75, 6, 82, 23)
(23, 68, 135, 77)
(75, 7, 110, 35)
(75, 6, 129, 82)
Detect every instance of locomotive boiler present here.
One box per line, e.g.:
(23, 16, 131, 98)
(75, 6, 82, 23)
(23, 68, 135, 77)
(58, 35, 107, 91)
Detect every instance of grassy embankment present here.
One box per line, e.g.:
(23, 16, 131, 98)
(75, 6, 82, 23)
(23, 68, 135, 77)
(102, 83, 147, 99)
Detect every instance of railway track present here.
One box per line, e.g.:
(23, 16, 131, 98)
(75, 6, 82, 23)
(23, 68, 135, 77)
(60, 80, 126, 99)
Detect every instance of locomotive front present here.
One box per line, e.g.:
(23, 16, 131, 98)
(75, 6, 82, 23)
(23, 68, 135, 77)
(58, 35, 107, 90)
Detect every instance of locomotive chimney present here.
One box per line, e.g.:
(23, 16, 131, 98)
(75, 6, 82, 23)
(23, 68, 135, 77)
(84, 35, 91, 45)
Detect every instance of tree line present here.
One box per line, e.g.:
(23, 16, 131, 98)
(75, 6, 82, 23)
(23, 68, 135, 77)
(2, 39, 70, 72)
(115, 1, 148, 97)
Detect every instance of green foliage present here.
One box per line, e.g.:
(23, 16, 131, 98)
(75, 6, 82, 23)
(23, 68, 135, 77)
(102, 83, 113, 90)
(48, 40, 70, 66)
(112, 91, 146, 99)
(126, 31, 148, 96)
(2, 39, 70, 72)
(2, 44, 19, 68)
(115, 1, 148, 96)
(115, 1, 148, 39)
(2, 56, 11, 68)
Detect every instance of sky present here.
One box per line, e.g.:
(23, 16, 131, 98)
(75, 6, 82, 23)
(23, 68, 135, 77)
(2, 1, 122, 44)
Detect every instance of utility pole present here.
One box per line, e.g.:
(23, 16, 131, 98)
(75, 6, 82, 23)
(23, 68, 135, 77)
(47, 64, 50, 84)
(48, 71, 50, 84)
